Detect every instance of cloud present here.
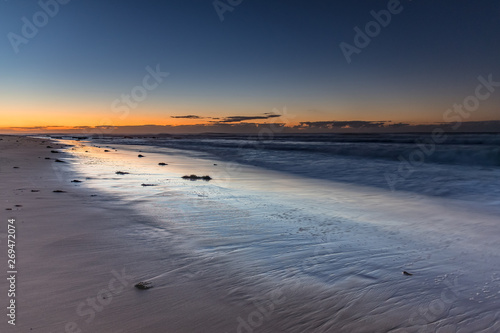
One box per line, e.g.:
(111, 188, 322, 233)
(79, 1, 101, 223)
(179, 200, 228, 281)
(170, 115, 203, 119)
(216, 114, 282, 123)
(6, 126, 69, 130)
(294, 120, 500, 133)
(2, 120, 499, 135)
(296, 121, 388, 129)
(387, 122, 410, 128)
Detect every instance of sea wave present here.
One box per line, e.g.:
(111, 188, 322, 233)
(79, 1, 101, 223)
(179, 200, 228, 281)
(94, 133, 500, 168)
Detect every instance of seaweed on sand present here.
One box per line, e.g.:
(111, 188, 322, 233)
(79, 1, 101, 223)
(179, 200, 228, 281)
(181, 175, 212, 181)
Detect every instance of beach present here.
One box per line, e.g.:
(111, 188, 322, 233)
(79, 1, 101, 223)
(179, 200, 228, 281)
(1, 134, 500, 332)
(3, 0, 499, 331)
(0, 135, 271, 333)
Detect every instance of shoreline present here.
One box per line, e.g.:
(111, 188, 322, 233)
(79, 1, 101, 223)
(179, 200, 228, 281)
(0, 135, 268, 333)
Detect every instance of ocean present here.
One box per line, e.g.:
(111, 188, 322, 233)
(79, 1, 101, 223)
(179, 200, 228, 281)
(91, 132, 500, 202)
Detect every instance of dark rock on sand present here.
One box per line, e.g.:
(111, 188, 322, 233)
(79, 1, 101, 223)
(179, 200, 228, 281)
(51, 150, 59, 153)
(182, 175, 212, 181)
(31, 190, 40, 192)
(104, 150, 110, 152)
(141, 184, 158, 187)
(134, 281, 153, 290)
(45, 157, 51, 160)
(158, 162, 168, 166)
(138, 154, 145, 158)
(71, 180, 82, 183)
(403, 271, 413, 276)
(55, 159, 65, 163)
(53, 190, 66, 193)
(115, 171, 130, 175)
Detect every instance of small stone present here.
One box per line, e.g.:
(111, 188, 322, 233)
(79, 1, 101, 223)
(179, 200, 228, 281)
(134, 281, 153, 290)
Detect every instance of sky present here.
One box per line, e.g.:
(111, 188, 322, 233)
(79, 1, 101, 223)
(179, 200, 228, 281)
(0, 0, 499, 134)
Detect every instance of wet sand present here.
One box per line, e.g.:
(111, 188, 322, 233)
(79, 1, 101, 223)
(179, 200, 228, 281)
(0, 135, 270, 333)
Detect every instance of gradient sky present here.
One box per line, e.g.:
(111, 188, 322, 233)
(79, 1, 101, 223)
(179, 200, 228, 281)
(1, 0, 499, 133)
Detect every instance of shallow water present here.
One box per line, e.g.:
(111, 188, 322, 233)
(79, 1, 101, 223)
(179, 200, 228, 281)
(53, 138, 500, 332)
(92, 133, 500, 205)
